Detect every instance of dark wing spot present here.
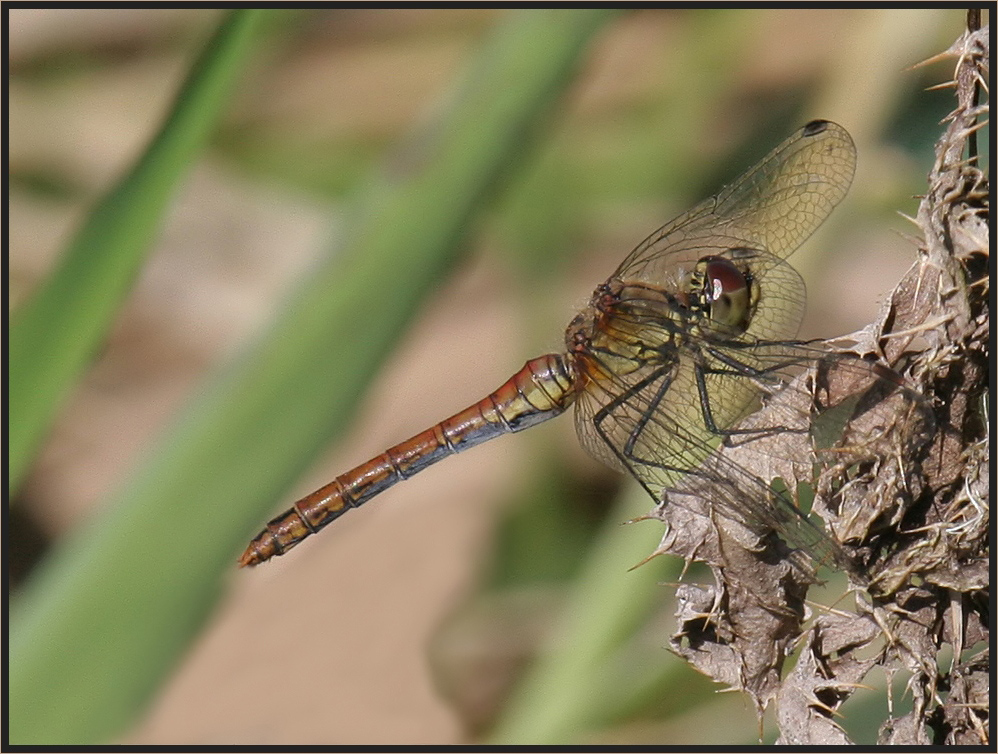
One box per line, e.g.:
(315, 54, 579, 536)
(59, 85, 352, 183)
(803, 119, 830, 136)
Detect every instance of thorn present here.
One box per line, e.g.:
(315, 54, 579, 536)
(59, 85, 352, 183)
(628, 550, 664, 571)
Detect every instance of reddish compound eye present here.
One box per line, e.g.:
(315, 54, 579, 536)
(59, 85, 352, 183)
(703, 256, 751, 332)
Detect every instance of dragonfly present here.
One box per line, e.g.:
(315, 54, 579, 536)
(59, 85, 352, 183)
(241, 119, 882, 571)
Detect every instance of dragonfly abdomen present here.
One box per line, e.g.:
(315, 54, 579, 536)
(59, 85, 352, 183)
(239, 353, 576, 566)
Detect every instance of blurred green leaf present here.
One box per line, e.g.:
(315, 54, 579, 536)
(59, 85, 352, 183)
(9, 9, 271, 493)
(8, 8, 618, 745)
(488, 483, 679, 744)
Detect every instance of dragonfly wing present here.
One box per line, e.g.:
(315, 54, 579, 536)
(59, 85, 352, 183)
(574, 348, 756, 503)
(573, 343, 831, 577)
(573, 252, 809, 497)
(574, 352, 699, 491)
(568, 119, 925, 575)
(614, 120, 856, 285)
(575, 332, 929, 575)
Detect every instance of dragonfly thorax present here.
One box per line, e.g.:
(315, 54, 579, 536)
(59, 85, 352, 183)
(564, 279, 686, 382)
(564, 252, 762, 388)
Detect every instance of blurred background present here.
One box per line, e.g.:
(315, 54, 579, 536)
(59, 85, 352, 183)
(8, 7, 974, 745)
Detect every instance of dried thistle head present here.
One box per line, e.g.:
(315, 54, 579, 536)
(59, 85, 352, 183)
(650, 21, 989, 745)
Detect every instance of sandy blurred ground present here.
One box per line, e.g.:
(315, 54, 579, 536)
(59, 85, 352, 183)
(8, 8, 962, 744)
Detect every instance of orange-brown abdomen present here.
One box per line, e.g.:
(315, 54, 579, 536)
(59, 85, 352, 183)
(239, 353, 577, 566)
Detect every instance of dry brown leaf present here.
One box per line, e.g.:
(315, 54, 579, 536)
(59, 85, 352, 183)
(650, 20, 989, 744)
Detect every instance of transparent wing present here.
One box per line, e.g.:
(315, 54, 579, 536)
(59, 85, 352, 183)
(574, 331, 817, 504)
(569, 120, 887, 574)
(574, 329, 928, 574)
(615, 120, 856, 285)
(574, 250, 808, 476)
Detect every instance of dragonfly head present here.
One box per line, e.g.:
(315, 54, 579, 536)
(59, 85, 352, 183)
(693, 253, 756, 335)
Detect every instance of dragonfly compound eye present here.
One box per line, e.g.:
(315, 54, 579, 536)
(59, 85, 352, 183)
(702, 256, 752, 333)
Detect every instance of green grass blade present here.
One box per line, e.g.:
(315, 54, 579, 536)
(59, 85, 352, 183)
(8, 9, 618, 745)
(8, 9, 271, 493)
(487, 483, 678, 744)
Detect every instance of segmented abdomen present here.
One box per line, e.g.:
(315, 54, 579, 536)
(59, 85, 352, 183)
(239, 353, 576, 566)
